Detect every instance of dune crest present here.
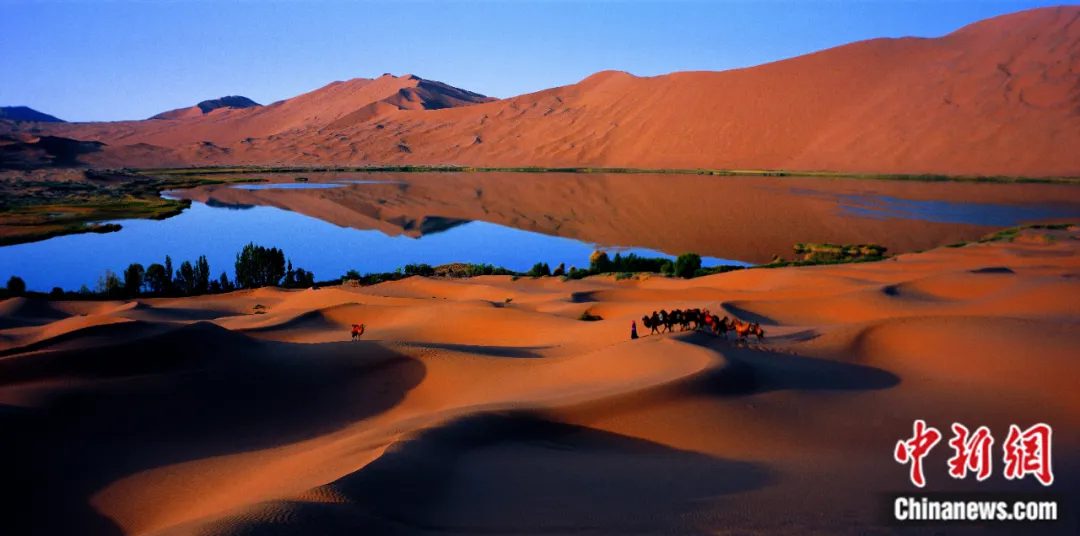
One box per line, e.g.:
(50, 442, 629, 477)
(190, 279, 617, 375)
(7, 6, 1079, 175)
(2, 226, 1078, 534)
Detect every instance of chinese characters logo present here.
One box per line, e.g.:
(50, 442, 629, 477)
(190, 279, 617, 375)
(894, 421, 1052, 487)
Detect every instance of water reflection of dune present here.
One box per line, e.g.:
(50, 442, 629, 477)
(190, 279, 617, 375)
(173, 173, 1080, 262)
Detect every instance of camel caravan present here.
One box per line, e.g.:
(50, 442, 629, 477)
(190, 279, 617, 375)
(640, 308, 764, 342)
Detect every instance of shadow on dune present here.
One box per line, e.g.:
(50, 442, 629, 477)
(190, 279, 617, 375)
(557, 332, 900, 424)
(720, 301, 780, 326)
(208, 412, 772, 534)
(0, 321, 426, 536)
(681, 332, 899, 396)
(569, 290, 602, 303)
(403, 341, 553, 358)
(0, 318, 170, 358)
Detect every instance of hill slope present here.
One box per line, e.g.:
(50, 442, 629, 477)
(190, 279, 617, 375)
(15, 6, 1080, 176)
(0, 106, 65, 123)
(151, 96, 262, 120)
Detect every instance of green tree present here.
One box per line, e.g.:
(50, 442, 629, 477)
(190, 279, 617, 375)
(163, 255, 174, 294)
(589, 251, 612, 273)
(674, 253, 702, 279)
(218, 271, 234, 292)
(660, 259, 675, 276)
(234, 243, 286, 289)
(6, 275, 26, 296)
(144, 263, 168, 294)
(403, 263, 435, 277)
(527, 262, 551, 277)
(175, 261, 197, 295)
(122, 263, 145, 297)
(294, 267, 315, 288)
(194, 255, 211, 295)
(96, 270, 122, 297)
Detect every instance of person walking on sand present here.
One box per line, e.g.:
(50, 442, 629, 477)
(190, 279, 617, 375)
(631, 320, 639, 340)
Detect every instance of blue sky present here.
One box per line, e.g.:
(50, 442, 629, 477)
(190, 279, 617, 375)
(0, 0, 1069, 122)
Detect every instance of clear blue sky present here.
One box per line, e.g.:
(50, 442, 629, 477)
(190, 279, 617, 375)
(1, 0, 1070, 122)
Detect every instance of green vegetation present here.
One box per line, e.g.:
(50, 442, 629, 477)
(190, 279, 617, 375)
(0, 169, 265, 246)
(527, 262, 552, 277)
(5, 243, 314, 300)
(762, 242, 889, 268)
(944, 222, 1074, 248)
(674, 253, 702, 278)
(136, 164, 1080, 184)
(6, 276, 25, 296)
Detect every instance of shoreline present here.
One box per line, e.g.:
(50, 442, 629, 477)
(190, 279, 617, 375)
(137, 164, 1080, 184)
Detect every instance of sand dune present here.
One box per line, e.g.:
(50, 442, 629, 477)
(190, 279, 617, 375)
(10, 6, 1080, 176)
(1, 225, 1077, 534)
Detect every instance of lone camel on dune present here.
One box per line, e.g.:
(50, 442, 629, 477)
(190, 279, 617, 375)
(351, 323, 365, 340)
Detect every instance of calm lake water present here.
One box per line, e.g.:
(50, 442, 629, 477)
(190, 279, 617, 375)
(0, 201, 744, 291)
(1, 173, 1078, 291)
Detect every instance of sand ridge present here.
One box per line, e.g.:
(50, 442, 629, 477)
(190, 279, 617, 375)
(1, 225, 1078, 534)
(6, 6, 1078, 176)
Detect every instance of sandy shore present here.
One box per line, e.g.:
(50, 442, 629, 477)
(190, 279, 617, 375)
(2, 226, 1078, 534)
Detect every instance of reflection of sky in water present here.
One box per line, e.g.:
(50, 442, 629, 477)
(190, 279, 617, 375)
(0, 202, 745, 291)
(835, 194, 1078, 226)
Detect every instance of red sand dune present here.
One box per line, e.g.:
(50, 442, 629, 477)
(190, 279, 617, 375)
(2, 226, 1078, 534)
(13, 6, 1080, 176)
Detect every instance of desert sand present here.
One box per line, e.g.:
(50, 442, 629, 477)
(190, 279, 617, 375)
(2, 225, 1077, 534)
(5, 6, 1078, 176)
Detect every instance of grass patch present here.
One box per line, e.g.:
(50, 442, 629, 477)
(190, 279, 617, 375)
(0, 170, 265, 245)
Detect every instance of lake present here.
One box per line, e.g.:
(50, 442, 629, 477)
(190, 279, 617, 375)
(1, 173, 1078, 291)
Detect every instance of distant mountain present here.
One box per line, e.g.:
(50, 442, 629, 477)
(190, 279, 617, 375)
(48, 73, 495, 150)
(11, 6, 1080, 177)
(151, 95, 262, 120)
(0, 106, 65, 123)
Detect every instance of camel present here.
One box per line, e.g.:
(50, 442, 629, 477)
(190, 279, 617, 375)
(351, 323, 365, 341)
(659, 309, 674, 333)
(731, 319, 764, 341)
(710, 314, 730, 338)
(641, 313, 660, 335)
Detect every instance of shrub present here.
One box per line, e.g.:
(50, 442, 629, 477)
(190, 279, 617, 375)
(792, 243, 887, 263)
(6, 275, 26, 296)
(578, 310, 603, 321)
(674, 253, 702, 278)
(589, 251, 612, 273)
(403, 263, 435, 277)
(96, 270, 122, 297)
(527, 262, 551, 277)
